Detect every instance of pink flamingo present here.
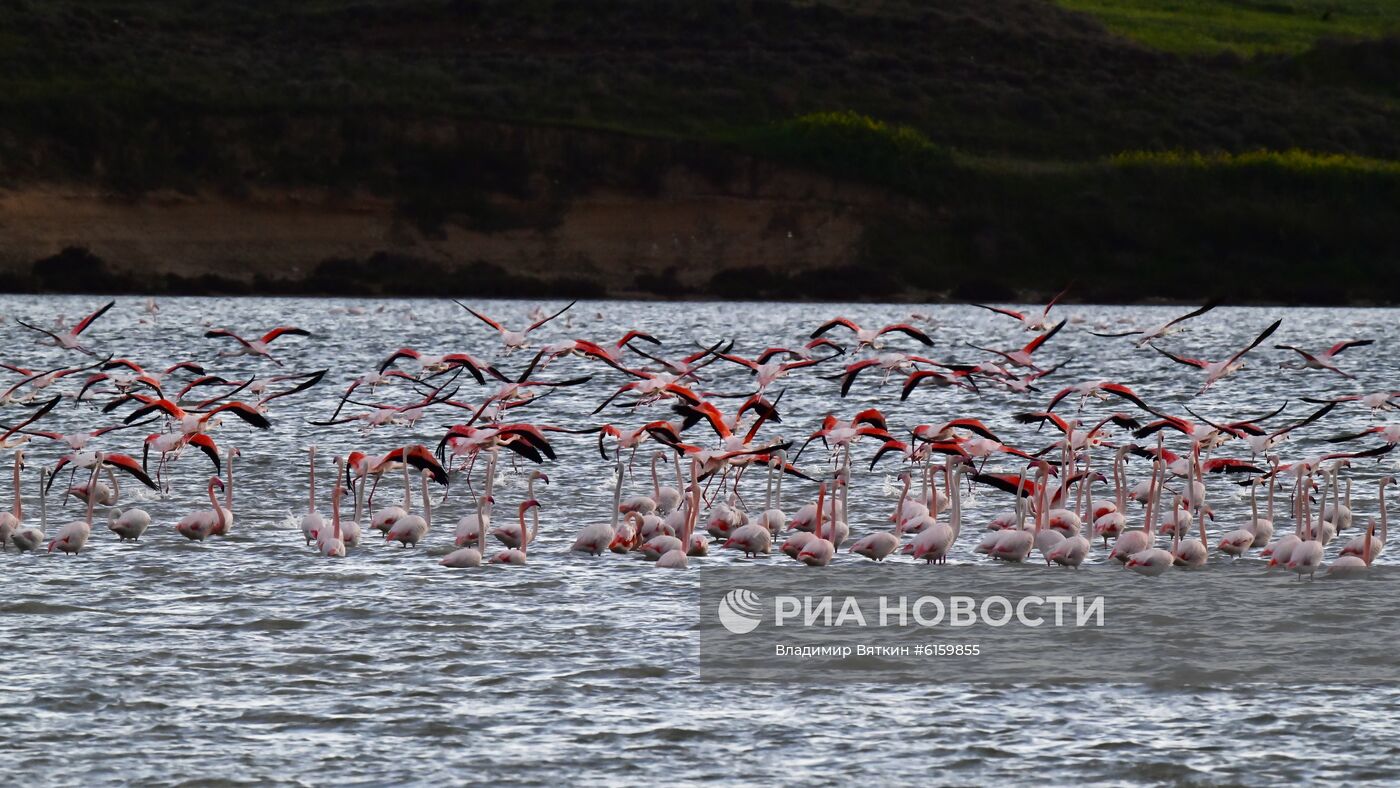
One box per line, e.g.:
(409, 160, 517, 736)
(386, 467, 432, 547)
(16, 300, 114, 354)
(491, 501, 543, 564)
(175, 476, 227, 542)
(49, 457, 103, 554)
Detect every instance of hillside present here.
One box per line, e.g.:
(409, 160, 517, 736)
(2, 0, 1399, 302)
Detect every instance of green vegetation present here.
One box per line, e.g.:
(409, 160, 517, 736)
(1, 1, 1399, 300)
(1058, 0, 1400, 55)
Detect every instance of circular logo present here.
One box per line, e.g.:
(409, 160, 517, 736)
(717, 588, 763, 634)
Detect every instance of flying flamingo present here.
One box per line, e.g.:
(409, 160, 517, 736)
(1090, 298, 1222, 346)
(1150, 318, 1282, 393)
(16, 300, 115, 355)
(966, 319, 1066, 370)
(971, 286, 1069, 332)
(455, 300, 575, 352)
(1275, 339, 1373, 378)
(810, 317, 933, 350)
(203, 326, 311, 365)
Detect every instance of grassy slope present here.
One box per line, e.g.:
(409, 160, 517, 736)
(1, 0, 1399, 300)
(1057, 0, 1400, 55)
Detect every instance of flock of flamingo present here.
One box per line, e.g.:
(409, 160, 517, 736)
(1, 294, 1396, 579)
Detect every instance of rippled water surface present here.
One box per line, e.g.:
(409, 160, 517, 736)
(2, 297, 1398, 785)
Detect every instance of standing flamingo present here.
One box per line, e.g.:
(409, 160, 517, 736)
(455, 451, 497, 547)
(657, 460, 701, 569)
(175, 477, 227, 542)
(1340, 477, 1393, 561)
(386, 466, 431, 547)
(1286, 471, 1327, 580)
(300, 446, 324, 545)
(12, 466, 47, 552)
(49, 457, 103, 554)
(572, 456, 624, 555)
(209, 446, 237, 536)
(1264, 465, 1307, 567)
(0, 451, 22, 549)
(318, 476, 347, 558)
(490, 501, 543, 564)
(1124, 461, 1173, 576)
(1047, 459, 1092, 568)
(1110, 459, 1161, 563)
(797, 483, 837, 566)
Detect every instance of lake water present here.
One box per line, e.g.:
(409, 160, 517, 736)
(2, 297, 1397, 785)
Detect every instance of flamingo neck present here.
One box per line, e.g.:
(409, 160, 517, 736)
(950, 464, 961, 537)
(1082, 460, 1093, 520)
(421, 473, 432, 529)
(84, 463, 101, 523)
(1310, 473, 1321, 540)
(1266, 468, 1276, 520)
(1381, 483, 1389, 543)
(651, 455, 662, 499)
(684, 460, 700, 544)
(895, 473, 910, 525)
(764, 461, 774, 511)
(332, 483, 342, 540)
(774, 453, 784, 507)
(209, 480, 225, 531)
(610, 459, 623, 529)
(12, 456, 21, 520)
(1115, 449, 1127, 509)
